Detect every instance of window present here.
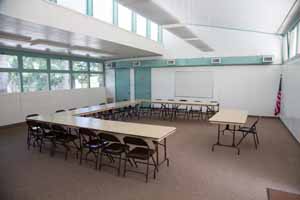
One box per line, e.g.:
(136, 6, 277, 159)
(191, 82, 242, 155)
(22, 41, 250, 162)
(50, 59, 69, 70)
(23, 57, 47, 70)
(73, 61, 88, 71)
(90, 74, 104, 88)
(289, 26, 298, 58)
(283, 34, 289, 61)
(0, 54, 18, 69)
(0, 72, 21, 94)
(150, 21, 158, 41)
(297, 24, 300, 55)
(56, 0, 87, 14)
(93, 0, 113, 24)
(118, 4, 132, 31)
(50, 73, 71, 90)
(22, 73, 49, 92)
(136, 14, 147, 37)
(90, 62, 103, 72)
(0, 51, 104, 93)
(73, 73, 89, 89)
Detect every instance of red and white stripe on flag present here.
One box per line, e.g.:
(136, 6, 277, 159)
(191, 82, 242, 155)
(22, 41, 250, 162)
(274, 75, 282, 116)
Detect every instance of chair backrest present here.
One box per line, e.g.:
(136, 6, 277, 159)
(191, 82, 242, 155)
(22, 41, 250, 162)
(52, 124, 66, 133)
(26, 114, 39, 119)
(123, 136, 148, 147)
(56, 109, 65, 113)
(250, 117, 260, 130)
(26, 120, 39, 129)
(99, 133, 120, 143)
(68, 108, 77, 111)
(38, 122, 52, 132)
(99, 103, 106, 105)
(79, 128, 97, 138)
(179, 99, 187, 102)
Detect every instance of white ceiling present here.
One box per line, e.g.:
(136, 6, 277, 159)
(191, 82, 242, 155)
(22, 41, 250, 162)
(154, 0, 296, 34)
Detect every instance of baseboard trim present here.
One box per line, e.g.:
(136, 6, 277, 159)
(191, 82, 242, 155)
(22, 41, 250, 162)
(0, 122, 26, 129)
(279, 118, 300, 146)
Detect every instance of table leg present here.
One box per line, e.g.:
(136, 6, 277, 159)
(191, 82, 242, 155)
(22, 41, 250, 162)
(232, 125, 236, 146)
(212, 124, 240, 155)
(212, 124, 221, 151)
(154, 141, 159, 171)
(164, 138, 169, 166)
(154, 138, 170, 169)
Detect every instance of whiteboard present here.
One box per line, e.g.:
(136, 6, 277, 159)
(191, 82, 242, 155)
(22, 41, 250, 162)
(175, 71, 214, 98)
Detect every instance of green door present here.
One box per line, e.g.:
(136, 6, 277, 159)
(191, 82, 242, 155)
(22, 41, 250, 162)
(135, 68, 151, 100)
(115, 68, 130, 102)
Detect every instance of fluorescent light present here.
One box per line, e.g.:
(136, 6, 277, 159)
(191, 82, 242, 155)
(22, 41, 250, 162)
(30, 39, 70, 48)
(71, 45, 115, 56)
(0, 31, 31, 42)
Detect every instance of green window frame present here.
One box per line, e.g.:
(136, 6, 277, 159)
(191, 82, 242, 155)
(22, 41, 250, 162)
(0, 48, 105, 94)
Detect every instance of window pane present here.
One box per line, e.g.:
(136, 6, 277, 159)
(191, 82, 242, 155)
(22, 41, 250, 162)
(93, 0, 113, 23)
(136, 14, 147, 37)
(50, 59, 69, 70)
(23, 57, 47, 70)
(50, 73, 71, 90)
(73, 73, 89, 89)
(90, 62, 103, 72)
(0, 54, 18, 69)
(150, 21, 158, 41)
(22, 73, 49, 92)
(90, 74, 104, 88)
(0, 72, 20, 94)
(56, 0, 86, 14)
(297, 24, 300, 55)
(283, 34, 288, 61)
(73, 61, 88, 71)
(289, 27, 297, 58)
(118, 4, 132, 31)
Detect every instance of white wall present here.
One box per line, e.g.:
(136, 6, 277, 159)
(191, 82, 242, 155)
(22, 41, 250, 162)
(281, 58, 300, 142)
(163, 29, 282, 64)
(105, 68, 115, 100)
(152, 65, 281, 116)
(0, 0, 165, 57)
(0, 88, 106, 126)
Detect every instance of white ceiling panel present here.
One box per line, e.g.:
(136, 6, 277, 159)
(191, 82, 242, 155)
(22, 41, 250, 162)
(186, 39, 214, 52)
(164, 26, 197, 39)
(154, 0, 296, 34)
(0, 14, 162, 59)
(118, 0, 180, 25)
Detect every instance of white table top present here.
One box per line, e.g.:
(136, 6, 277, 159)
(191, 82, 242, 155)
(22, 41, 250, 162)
(28, 107, 176, 142)
(69, 100, 141, 116)
(209, 109, 248, 125)
(141, 99, 219, 106)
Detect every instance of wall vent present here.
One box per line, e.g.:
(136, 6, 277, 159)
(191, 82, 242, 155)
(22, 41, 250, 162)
(105, 62, 114, 69)
(211, 57, 221, 64)
(262, 56, 273, 63)
(167, 59, 176, 65)
(132, 61, 141, 67)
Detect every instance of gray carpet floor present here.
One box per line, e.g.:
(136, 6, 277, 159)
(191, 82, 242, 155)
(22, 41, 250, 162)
(0, 117, 299, 200)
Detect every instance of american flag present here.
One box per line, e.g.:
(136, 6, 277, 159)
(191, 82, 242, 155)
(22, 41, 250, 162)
(274, 75, 282, 116)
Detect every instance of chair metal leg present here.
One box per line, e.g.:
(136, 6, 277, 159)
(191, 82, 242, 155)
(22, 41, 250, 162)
(253, 134, 258, 149)
(151, 155, 158, 173)
(146, 158, 149, 183)
(255, 132, 260, 144)
(80, 149, 83, 164)
(123, 157, 127, 177)
(95, 149, 99, 169)
(118, 154, 122, 176)
(99, 152, 103, 171)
